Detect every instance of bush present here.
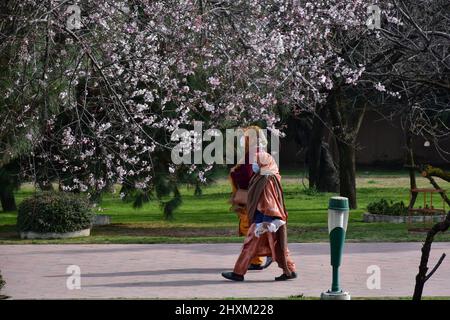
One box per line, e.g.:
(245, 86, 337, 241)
(17, 192, 93, 233)
(367, 199, 408, 216)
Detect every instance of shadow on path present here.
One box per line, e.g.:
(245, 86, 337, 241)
(46, 268, 228, 278)
(85, 279, 276, 288)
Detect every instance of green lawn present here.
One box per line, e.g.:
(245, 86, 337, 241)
(0, 169, 449, 244)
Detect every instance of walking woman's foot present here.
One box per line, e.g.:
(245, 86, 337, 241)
(222, 272, 244, 281)
(248, 264, 264, 270)
(275, 272, 297, 281)
(262, 256, 273, 269)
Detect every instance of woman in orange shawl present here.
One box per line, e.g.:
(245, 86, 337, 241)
(229, 126, 271, 270)
(222, 150, 296, 281)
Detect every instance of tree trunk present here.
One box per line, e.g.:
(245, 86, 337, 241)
(0, 189, 16, 212)
(336, 139, 357, 209)
(326, 88, 365, 209)
(406, 131, 418, 209)
(0, 160, 20, 212)
(413, 212, 450, 300)
(309, 142, 339, 192)
(308, 113, 323, 190)
(307, 106, 339, 193)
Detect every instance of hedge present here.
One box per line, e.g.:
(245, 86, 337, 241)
(367, 199, 408, 216)
(17, 192, 93, 233)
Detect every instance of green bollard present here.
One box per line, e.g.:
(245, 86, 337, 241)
(321, 196, 351, 300)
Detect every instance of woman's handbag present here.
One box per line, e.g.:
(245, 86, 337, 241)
(233, 188, 248, 206)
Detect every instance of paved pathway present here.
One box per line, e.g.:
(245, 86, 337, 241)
(1, 243, 450, 299)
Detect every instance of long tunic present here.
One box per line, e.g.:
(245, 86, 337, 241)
(233, 172, 295, 276)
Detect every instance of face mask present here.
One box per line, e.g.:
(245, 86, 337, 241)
(252, 163, 260, 174)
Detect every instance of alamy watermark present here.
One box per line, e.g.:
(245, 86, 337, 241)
(170, 122, 279, 166)
(66, 265, 81, 290)
(63, 3, 380, 32)
(65, 3, 82, 31)
(366, 265, 381, 290)
(367, 5, 381, 30)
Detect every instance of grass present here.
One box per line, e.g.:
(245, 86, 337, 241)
(0, 169, 449, 244)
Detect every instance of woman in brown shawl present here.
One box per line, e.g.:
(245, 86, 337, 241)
(229, 126, 273, 270)
(222, 150, 297, 281)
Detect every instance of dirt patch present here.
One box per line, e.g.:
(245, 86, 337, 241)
(290, 226, 328, 234)
(1, 223, 329, 239)
(0, 226, 19, 240)
(93, 224, 238, 237)
(407, 228, 432, 234)
(93, 224, 328, 238)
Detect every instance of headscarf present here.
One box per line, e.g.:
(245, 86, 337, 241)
(255, 151, 279, 177)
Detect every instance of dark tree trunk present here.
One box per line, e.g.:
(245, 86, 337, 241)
(309, 115, 339, 192)
(0, 189, 16, 212)
(309, 142, 339, 192)
(326, 88, 365, 209)
(413, 212, 450, 300)
(0, 160, 20, 212)
(317, 143, 339, 192)
(411, 166, 450, 300)
(307, 111, 323, 190)
(336, 139, 357, 209)
(406, 132, 418, 209)
(300, 106, 339, 193)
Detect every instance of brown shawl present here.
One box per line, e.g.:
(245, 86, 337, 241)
(239, 173, 291, 275)
(246, 174, 288, 224)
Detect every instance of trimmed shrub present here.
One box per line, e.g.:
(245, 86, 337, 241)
(17, 192, 93, 233)
(367, 199, 408, 216)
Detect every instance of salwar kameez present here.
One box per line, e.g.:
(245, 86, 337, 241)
(229, 151, 296, 278)
(229, 161, 264, 266)
(233, 224, 296, 276)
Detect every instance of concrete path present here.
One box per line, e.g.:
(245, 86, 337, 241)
(1, 243, 450, 299)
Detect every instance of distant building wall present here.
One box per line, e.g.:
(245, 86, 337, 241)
(279, 110, 450, 167)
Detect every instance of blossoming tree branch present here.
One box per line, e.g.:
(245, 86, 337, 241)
(0, 0, 448, 212)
